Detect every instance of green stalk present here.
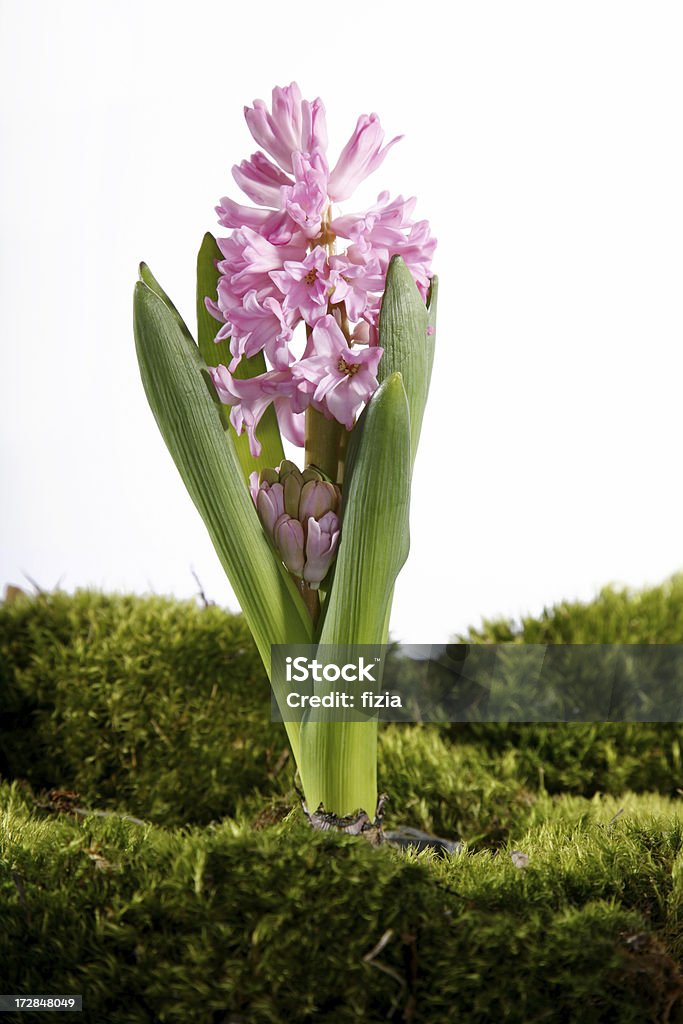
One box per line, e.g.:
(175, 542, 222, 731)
(304, 407, 343, 482)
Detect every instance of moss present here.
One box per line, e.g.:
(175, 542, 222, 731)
(0, 591, 279, 825)
(2, 582, 683, 1020)
(378, 726, 536, 845)
(3, 582, 683, 833)
(448, 576, 683, 799)
(2, 779, 683, 1023)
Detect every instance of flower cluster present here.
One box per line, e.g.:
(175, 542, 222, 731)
(250, 461, 341, 589)
(207, 83, 437, 457)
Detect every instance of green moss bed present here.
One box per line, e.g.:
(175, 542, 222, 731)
(3, 580, 683, 1022)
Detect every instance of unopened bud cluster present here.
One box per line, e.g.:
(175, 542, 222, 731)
(250, 461, 341, 589)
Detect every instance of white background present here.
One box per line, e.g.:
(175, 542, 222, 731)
(1, 0, 682, 642)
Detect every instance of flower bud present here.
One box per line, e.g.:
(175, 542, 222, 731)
(256, 482, 285, 537)
(299, 480, 340, 523)
(259, 467, 280, 486)
(278, 460, 304, 484)
(273, 514, 305, 577)
(303, 511, 341, 589)
(249, 470, 260, 505)
(283, 472, 303, 519)
(251, 462, 341, 588)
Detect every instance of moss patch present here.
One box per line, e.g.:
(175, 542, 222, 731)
(3, 780, 683, 1023)
(0, 591, 281, 824)
(2, 581, 683, 1020)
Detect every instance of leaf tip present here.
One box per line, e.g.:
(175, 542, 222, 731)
(198, 232, 221, 266)
(383, 370, 407, 394)
(427, 275, 439, 313)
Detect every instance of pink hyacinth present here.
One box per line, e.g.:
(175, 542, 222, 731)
(209, 364, 306, 456)
(222, 290, 295, 372)
(293, 315, 384, 431)
(207, 83, 436, 454)
(328, 113, 402, 202)
(270, 246, 335, 326)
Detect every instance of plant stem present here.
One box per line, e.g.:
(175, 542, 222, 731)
(336, 428, 349, 485)
(299, 581, 320, 626)
(304, 407, 343, 483)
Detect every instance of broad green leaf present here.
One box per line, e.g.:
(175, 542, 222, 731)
(196, 232, 285, 479)
(373, 270, 439, 646)
(298, 373, 412, 814)
(377, 256, 435, 466)
(298, 709, 379, 818)
(319, 372, 411, 645)
(139, 262, 190, 337)
(134, 278, 312, 762)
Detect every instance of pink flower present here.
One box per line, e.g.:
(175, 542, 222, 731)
(216, 197, 296, 246)
(232, 151, 292, 207)
(332, 193, 437, 299)
(328, 114, 402, 202)
(244, 83, 328, 175)
(349, 319, 377, 346)
(207, 84, 437, 446)
(386, 221, 437, 299)
(330, 191, 416, 240)
(304, 511, 341, 589)
(224, 290, 294, 372)
(270, 246, 335, 325)
(302, 98, 328, 156)
(281, 151, 330, 239)
(293, 315, 384, 430)
(216, 227, 305, 306)
(329, 250, 385, 323)
(209, 365, 305, 457)
(275, 404, 306, 448)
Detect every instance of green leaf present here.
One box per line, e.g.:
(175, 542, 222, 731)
(134, 277, 312, 762)
(373, 268, 439, 646)
(196, 233, 231, 368)
(196, 232, 285, 479)
(298, 373, 412, 815)
(377, 256, 436, 466)
(319, 372, 411, 645)
(298, 711, 379, 818)
(139, 262, 190, 336)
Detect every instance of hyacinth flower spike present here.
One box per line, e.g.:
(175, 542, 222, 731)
(134, 82, 438, 823)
